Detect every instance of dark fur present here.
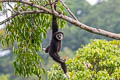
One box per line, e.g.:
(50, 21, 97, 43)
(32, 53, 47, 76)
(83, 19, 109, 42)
(45, 3, 67, 74)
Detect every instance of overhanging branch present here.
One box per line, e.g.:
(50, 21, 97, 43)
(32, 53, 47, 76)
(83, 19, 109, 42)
(0, 0, 120, 39)
(60, 0, 78, 21)
(0, 10, 45, 25)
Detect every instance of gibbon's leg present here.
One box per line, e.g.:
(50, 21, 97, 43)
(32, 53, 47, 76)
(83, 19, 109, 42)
(50, 53, 67, 73)
(51, 53, 70, 79)
(55, 53, 66, 63)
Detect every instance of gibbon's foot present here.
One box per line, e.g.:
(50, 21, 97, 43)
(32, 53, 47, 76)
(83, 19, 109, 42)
(65, 72, 70, 79)
(63, 58, 66, 62)
(60, 58, 66, 62)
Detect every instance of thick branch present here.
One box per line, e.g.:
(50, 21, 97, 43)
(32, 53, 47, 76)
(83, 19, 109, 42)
(58, 15, 120, 39)
(0, 0, 120, 39)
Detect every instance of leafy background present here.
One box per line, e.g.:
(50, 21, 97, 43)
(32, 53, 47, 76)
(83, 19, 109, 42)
(0, 0, 120, 80)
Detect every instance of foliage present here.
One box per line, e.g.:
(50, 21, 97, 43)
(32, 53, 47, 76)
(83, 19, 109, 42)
(0, 54, 13, 74)
(63, 27, 92, 50)
(62, 0, 120, 51)
(48, 40, 120, 80)
(65, 0, 91, 17)
(0, 3, 2, 10)
(0, 0, 67, 79)
(0, 74, 10, 80)
(82, 0, 120, 33)
(1, 0, 120, 79)
(0, 53, 20, 80)
(0, 29, 5, 40)
(44, 47, 75, 70)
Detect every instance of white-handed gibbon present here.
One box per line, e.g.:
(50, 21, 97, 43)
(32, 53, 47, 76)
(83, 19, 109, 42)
(43, 1, 69, 79)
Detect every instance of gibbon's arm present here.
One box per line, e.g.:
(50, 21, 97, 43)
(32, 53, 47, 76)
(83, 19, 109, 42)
(52, 2, 58, 34)
(52, 15, 58, 34)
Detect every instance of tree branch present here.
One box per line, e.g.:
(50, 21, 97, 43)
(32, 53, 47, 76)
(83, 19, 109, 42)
(0, 0, 52, 13)
(0, 0, 120, 40)
(0, 10, 45, 25)
(7, 2, 17, 13)
(60, 0, 78, 21)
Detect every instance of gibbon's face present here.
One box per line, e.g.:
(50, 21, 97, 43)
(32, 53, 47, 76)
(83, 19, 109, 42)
(56, 33, 64, 40)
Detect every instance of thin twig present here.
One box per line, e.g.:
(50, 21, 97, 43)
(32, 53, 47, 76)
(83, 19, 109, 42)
(0, 10, 45, 25)
(44, 2, 55, 7)
(60, 0, 78, 21)
(0, 13, 19, 25)
(48, 0, 54, 12)
(7, 2, 17, 13)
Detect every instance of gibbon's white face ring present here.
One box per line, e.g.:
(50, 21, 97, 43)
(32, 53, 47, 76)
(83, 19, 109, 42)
(56, 33, 64, 40)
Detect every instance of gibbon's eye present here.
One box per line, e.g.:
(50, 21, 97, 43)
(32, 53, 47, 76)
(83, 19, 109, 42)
(56, 33, 63, 40)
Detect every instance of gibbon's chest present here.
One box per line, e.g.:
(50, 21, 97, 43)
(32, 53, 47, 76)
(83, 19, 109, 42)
(50, 39, 61, 52)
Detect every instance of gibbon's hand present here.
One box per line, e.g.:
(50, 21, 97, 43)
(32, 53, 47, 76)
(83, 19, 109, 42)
(42, 48, 46, 51)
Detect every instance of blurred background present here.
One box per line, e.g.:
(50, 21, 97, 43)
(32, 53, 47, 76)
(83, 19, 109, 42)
(0, 0, 120, 80)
